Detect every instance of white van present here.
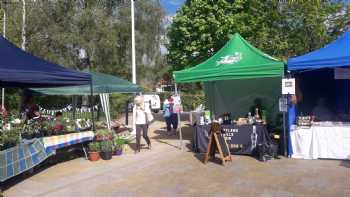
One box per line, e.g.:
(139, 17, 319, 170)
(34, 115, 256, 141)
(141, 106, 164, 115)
(143, 94, 161, 113)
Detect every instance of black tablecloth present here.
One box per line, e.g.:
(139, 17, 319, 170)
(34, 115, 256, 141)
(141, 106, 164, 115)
(192, 124, 270, 155)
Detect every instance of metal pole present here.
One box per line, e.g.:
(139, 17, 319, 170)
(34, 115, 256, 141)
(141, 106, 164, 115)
(282, 66, 288, 157)
(125, 100, 129, 125)
(21, 0, 26, 50)
(89, 75, 95, 131)
(1, 6, 6, 109)
(283, 100, 287, 157)
(131, 0, 136, 134)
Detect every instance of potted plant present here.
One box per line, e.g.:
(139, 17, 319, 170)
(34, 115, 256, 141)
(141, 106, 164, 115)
(95, 129, 113, 141)
(113, 138, 125, 156)
(88, 142, 100, 161)
(100, 140, 113, 160)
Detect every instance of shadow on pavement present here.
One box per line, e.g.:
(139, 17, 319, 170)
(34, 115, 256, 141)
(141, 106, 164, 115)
(151, 124, 194, 151)
(127, 143, 149, 152)
(340, 160, 350, 168)
(0, 145, 85, 192)
(193, 153, 224, 166)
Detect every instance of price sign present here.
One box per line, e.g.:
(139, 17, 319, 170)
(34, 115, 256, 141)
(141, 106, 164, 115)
(282, 78, 295, 95)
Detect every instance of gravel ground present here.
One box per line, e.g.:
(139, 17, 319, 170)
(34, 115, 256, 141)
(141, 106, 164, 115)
(3, 119, 350, 197)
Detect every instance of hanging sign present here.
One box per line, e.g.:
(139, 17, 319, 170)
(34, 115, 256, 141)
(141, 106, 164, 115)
(279, 97, 288, 112)
(282, 78, 295, 95)
(334, 68, 350, 79)
(172, 95, 183, 113)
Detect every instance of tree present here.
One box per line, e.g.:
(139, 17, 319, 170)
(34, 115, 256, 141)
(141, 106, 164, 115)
(0, 0, 166, 115)
(167, 0, 350, 71)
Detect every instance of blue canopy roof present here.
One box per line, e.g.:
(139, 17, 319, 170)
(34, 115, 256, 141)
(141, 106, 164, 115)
(0, 36, 91, 88)
(288, 29, 350, 71)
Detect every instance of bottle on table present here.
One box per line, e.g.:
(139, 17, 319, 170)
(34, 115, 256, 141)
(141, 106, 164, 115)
(248, 112, 253, 125)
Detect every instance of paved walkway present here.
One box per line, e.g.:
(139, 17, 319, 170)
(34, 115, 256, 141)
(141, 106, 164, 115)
(3, 121, 350, 197)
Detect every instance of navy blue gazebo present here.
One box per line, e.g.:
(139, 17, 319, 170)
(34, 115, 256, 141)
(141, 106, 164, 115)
(0, 36, 91, 88)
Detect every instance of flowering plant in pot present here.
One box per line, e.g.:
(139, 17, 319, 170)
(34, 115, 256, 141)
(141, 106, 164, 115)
(88, 142, 100, 161)
(113, 138, 126, 156)
(100, 140, 113, 160)
(95, 129, 113, 141)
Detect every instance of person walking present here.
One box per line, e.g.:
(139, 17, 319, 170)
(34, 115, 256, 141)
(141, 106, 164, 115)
(163, 95, 178, 135)
(134, 95, 152, 153)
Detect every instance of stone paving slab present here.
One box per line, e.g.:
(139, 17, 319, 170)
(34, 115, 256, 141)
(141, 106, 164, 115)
(3, 121, 350, 197)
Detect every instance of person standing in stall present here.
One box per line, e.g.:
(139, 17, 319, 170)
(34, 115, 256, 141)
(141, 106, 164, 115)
(53, 112, 65, 134)
(22, 96, 40, 120)
(288, 77, 303, 156)
(163, 95, 178, 135)
(134, 95, 152, 153)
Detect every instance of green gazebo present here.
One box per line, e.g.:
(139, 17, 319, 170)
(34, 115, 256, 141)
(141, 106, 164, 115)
(31, 71, 141, 130)
(174, 33, 284, 120)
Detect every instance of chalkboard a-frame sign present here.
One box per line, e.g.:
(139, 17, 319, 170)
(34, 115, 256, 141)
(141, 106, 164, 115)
(204, 123, 232, 165)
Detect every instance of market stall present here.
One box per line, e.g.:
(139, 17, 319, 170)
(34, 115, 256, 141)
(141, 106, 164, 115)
(174, 33, 284, 156)
(0, 35, 92, 182)
(31, 71, 142, 130)
(30, 71, 142, 162)
(287, 29, 350, 160)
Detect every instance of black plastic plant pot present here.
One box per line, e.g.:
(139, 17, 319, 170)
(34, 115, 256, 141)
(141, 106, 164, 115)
(22, 133, 33, 140)
(100, 151, 113, 160)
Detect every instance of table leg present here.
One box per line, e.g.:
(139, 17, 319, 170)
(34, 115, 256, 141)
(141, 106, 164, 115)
(82, 143, 88, 160)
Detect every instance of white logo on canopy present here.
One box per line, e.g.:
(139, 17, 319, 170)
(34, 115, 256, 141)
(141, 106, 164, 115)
(216, 52, 242, 65)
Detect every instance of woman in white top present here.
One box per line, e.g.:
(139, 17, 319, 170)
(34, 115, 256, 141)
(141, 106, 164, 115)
(134, 95, 152, 153)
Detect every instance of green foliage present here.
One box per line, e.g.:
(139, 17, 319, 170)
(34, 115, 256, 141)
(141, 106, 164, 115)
(109, 93, 133, 118)
(95, 129, 113, 141)
(22, 119, 42, 135)
(88, 141, 100, 152)
(181, 90, 206, 111)
(100, 140, 113, 152)
(0, 0, 166, 115)
(113, 137, 127, 150)
(167, 0, 350, 71)
(0, 129, 21, 150)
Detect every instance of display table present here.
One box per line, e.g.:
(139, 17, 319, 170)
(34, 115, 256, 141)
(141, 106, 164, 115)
(0, 139, 53, 182)
(290, 124, 350, 160)
(42, 131, 94, 153)
(193, 124, 270, 155)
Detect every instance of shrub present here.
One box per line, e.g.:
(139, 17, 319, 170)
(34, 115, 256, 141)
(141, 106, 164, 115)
(88, 142, 100, 152)
(100, 140, 113, 152)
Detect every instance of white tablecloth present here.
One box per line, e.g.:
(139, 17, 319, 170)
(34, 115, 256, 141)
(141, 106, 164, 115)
(290, 125, 350, 160)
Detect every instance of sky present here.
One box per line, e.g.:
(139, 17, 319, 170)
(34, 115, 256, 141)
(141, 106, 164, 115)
(160, 0, 185, 16)
(159, 0, 185, 54)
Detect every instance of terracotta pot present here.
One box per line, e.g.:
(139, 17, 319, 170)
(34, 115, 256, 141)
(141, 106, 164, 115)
(88, 151, 100, 161)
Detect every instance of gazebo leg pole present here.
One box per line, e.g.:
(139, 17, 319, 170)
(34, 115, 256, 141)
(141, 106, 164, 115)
(90, 79, 95, 131)
(72, 96, 76, 121)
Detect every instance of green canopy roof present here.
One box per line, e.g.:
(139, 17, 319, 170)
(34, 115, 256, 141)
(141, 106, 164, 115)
(173, 33, 284, 83)
(31, 71, 141, 95)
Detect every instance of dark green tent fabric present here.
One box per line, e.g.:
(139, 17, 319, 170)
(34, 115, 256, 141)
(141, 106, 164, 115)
(173, 33, 284, 83)
(31, 71, 141, 95)
(204, 78, 281, 122)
